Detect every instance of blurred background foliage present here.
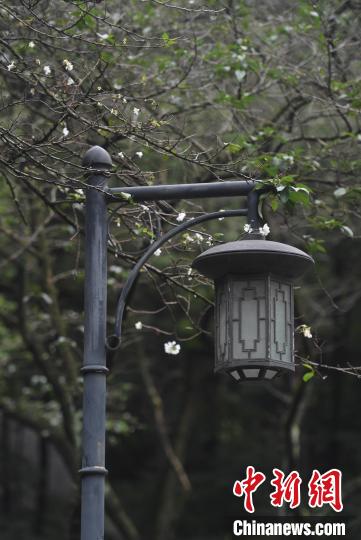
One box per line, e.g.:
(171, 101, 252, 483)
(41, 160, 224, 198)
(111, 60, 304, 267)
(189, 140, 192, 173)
(0, 0, 361, 538)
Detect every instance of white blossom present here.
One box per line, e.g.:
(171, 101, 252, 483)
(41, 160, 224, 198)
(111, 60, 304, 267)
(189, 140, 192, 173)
(301, 325, 312, 338)
(135, 321, 143, 330)
(109, 265, 123, 274)
(35, 58, 41, 65)
(31, 374, 47, 385)
(133, 107, 140, 116)
(235, 70, 246, 82)
(7, 61, 15, 71)
(120, 192, 132, 201)
(341, 225, 354, 238)
(118, 152, 125, 158)
(63, 59, 73, 71)
(259, 223, 270, 237)
(43, 65, 51, 75)
(244, 223, 253, 233)
(164, 341, 181, 355)
(154, 248, 162, 256)
(41, 293, 53, 305)
(29, 41, 35, 48)
(183, 233, 194, 244)
(298, 324, 313, 339)
(282, 154, 294, 164)
(176, 211, 186, 222)
(67, 77, 75, 86)
(62, 126, 69, 137)
(135, 151, 143, 158)
(194, 232, 203, 243)
(334, 187, 347, 198)
(49, 412, 62, 427)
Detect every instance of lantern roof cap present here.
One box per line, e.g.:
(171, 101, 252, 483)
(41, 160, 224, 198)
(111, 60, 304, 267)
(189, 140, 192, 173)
(192, 239, 314, 280)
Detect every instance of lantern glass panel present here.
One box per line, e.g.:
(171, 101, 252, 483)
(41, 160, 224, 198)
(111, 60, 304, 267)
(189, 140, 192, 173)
(264, 369, 278, 380)
(215, 274, 294, 378)
(243, 369, 260, 379)
(270, 280, 293, 363)
(230, 370, 241, 381)
(231, 278, 267, 362)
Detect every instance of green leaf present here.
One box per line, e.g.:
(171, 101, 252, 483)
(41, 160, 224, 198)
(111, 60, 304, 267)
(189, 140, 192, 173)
(105, 34, 116, 45)
(302, 360, 315, 382)
(279, 187, 289, 204)
(100, 51, 114, 64)
(269, 194, 279, 212)
(306, 238, 326, 254)
(303, 363, 314, 371)
(162, 32, 176, 47)
(288, 189, 310, 206)
(303, 371, 315, 382)
(72, 11, 96, 31)
(227, 143, 242, 154)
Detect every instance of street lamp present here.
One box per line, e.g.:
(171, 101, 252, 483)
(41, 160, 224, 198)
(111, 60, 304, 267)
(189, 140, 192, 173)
(192, 239, 314, 381)
(79, 146, 314, 540)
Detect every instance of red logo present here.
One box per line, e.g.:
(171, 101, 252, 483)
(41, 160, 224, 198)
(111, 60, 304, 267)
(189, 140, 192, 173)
(233, 468, 343, 513)
(270, 468, 302, 509)
(308, 469, 343, 512)
(233, 466, 266, 513)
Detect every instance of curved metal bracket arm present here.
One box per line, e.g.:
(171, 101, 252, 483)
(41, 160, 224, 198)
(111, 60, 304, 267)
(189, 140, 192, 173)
(106, 208, 248, 349)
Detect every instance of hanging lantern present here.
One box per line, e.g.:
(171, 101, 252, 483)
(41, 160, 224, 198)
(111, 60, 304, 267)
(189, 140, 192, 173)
(192, 240, 314, 381)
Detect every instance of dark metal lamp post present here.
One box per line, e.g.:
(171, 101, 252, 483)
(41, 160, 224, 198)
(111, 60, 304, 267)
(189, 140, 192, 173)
(79, 145, 314, 540)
